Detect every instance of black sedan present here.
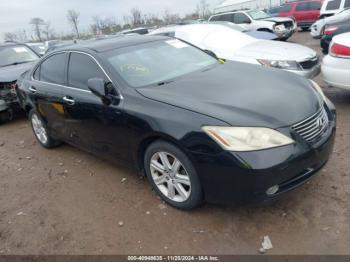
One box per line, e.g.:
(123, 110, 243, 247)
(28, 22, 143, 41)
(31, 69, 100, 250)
(16, 36, 336, 209)
(321, 18, 350, 54)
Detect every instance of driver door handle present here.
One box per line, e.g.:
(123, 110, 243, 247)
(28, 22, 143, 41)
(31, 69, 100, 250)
(63, 96, 76, 106)
(28, 87, 37, 93)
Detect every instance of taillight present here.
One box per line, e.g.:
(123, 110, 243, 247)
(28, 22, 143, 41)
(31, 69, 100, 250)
(324, 26, 338, 36)
(330, 43, 350, 58)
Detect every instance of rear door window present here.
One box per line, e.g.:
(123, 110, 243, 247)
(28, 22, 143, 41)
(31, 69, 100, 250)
(39, 53, 66, 85)
(67, 52, 107, 90)
(233, 13, 251, 23)
(326, 0, 341, 10)
(296, 2, 310, 11)
(211, 13, 234, 22)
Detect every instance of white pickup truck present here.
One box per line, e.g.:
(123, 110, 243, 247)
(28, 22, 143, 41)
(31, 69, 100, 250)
(209, 10, 297, 40)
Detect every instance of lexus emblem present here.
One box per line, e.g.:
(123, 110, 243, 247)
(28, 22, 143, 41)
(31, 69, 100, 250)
(316, 118, 324, 131)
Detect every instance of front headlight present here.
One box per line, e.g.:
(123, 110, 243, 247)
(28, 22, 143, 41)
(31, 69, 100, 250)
(258, 59, 301, 70)
(310, 80, 327, 101)
(274, 24, 286, 32)
(202, 126, 295, 152)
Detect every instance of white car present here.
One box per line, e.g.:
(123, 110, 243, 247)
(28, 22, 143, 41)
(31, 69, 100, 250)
(208, 10, 297, 40)
(320, 0, 350, 18)
(150, 24, 320, 78)
(322, 32, 350, 90)
(311, 8, 350, 38)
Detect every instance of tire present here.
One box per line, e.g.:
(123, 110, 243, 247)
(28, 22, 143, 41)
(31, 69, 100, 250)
(144, 140, 203, 210)
(29, 110, 61, 149)
(0, 110, 12, 124)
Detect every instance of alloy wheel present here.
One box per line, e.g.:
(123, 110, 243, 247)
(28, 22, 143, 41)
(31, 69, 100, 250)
(31, 114, 48, 145)
(150, 152, 191, 202)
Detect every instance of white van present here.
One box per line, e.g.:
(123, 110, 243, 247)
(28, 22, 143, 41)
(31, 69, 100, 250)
(320, 0, 350, 18)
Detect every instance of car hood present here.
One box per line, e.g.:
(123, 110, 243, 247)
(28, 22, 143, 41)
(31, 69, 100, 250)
(235, 40, 317, 61)
(246, 31, 278, 40)
(0, 62, 36, 82)
(263, 17, 293, 22)
(136, 62, 321, 128)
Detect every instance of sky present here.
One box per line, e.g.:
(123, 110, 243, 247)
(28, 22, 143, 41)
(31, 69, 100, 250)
(0, 0, 222, 41)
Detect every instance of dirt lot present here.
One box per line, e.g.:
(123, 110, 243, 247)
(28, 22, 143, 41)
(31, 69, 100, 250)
(0, 31, 349, 255)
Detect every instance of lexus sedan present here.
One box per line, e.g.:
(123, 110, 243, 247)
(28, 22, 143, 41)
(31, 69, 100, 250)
(16, 36, 336, 209)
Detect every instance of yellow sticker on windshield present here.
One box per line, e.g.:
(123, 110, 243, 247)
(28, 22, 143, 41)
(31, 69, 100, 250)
(120, 64, 150, 76)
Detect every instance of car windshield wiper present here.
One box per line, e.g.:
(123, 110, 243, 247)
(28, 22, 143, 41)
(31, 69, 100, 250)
(157, 80, 174, 86)
(0, 60, 37, 67)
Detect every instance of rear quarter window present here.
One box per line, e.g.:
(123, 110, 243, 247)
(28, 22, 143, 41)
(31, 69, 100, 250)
(39, 53, 66, 85)
(210, 13, 234, 22)
(345, 0, 350, 8)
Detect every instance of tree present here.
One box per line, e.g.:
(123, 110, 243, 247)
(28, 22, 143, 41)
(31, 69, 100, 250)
(4, 32, 17, 42)
(196, 0, 211, 19)
(67, 9, 80, 38)
(163, 9, 180, 25)
(42, 22, 54, 41)
(30, 17, 45, 41)
(130, 8, 143, 26)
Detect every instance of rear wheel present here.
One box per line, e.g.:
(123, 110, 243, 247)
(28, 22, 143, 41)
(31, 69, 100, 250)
(144, 140, 203, 210)
(0, 109, 13, 124)
(29, 110, 61, 148)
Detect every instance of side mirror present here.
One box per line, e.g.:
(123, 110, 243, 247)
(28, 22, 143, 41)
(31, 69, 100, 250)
(244, 19, 252, 24)
(88, 78, 106, 98)
(88, 78, 119, 106)
(204, 49, 219, 60)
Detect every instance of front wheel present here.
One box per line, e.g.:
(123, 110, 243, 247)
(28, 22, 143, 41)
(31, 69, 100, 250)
(144, 140, 203, 210)
(29, 110, 61, 148)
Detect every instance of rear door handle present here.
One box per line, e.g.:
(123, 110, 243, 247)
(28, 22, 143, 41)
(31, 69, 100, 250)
(28, 87, 37, 93)
(63, 96, 75, 106)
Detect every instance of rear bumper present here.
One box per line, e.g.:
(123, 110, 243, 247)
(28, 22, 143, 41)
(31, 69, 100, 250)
(322, 55, 350, 90)
(189, 102, 336, 206)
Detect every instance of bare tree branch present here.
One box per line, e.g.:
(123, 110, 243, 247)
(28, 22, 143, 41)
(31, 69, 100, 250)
(67, 9, 80, 38)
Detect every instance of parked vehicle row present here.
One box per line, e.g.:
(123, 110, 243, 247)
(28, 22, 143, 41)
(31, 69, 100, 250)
(150, 23, 320, 78)
(14, 35, 336, 209)
(208, 9, 297, 40)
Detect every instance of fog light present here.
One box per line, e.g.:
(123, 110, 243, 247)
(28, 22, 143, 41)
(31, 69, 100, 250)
(266, 185, 279, 196)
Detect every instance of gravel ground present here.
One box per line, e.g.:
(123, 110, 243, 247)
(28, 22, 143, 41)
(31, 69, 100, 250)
(0, 31, 349, 255)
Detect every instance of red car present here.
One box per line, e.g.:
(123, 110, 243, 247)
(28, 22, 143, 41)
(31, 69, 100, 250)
(269, 0, 322, 30)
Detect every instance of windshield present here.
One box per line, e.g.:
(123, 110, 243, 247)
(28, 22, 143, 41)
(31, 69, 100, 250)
(0, 45, 39, 67)
(247, 10, 271, 20)
(105, 39, 218, 88)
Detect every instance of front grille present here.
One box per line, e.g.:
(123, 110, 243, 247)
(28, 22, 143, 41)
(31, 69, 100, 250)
(0, 82, 17, 102)
(292, 107, 329, 143)
(276, 21, 294, 29)
(299, 57, 319, 70)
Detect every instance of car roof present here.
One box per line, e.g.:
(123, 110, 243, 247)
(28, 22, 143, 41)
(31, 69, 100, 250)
(56, 35, 169, 53)
(0, 42, 23, 47)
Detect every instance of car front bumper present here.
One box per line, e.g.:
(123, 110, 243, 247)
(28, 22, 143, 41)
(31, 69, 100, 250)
(286, 62, 321, 79)
(189, 102, 336, 206)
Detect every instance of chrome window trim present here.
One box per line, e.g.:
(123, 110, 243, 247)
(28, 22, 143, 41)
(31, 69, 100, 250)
(30, 50, 124, 100)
